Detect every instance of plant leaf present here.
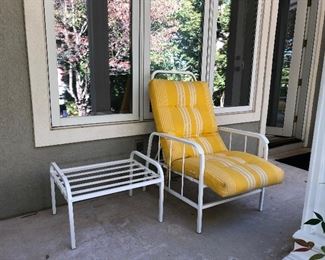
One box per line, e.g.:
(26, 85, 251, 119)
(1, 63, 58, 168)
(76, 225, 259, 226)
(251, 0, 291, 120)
(294, 239, 308, 247)
(305, 219, 322, 225)
(315, 212, 324, 221)
(294, 247, 312, 252)
(295, 239, 314, 247)
(322, 222, 325, 233)
(321, 246, 325, 253)
(310, 253, 325, 260)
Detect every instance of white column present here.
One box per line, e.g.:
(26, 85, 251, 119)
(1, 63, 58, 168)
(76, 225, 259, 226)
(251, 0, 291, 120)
(285, 56, 325, 259)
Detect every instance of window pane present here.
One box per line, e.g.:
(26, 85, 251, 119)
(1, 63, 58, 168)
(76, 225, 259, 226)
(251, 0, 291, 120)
(150, 0, 204, 80)
(54, 0, 132, 118)
(213, 0, 258, 107)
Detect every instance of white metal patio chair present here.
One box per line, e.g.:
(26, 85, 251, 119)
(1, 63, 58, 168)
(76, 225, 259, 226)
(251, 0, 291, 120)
(147, 70, 284, 233)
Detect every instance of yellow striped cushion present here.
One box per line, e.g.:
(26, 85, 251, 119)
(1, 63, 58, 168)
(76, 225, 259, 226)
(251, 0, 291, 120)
(172, 151, 284, 197)
(149, 79, 227, 161)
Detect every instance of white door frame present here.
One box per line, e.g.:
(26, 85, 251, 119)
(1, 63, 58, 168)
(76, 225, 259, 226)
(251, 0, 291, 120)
(301, 0, 325, 147)
(267, 0, 308, 137)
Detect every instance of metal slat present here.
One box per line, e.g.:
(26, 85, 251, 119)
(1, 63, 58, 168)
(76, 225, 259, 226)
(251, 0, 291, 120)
(161, 163, 208, 188)
(202, 189, 262, 209)
(71, 175, 159, 196)
(70, 170, 155, 189)
(72, 178, 162, 202)
(65, 161, 139, 178)
(62, 159, 133, 174)
(244, 136, 248, 152)
(68, 165, 147, 183)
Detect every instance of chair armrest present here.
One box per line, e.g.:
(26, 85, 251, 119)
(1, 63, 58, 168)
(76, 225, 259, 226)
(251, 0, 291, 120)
(149, 132, 205, 156)
(148, 132, 206, 185)
(218, 127, 269, 159)
(218, 127, 269, 145)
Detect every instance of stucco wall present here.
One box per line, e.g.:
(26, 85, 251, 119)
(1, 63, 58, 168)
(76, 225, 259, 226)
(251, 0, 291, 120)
(0, 0, 260, 219)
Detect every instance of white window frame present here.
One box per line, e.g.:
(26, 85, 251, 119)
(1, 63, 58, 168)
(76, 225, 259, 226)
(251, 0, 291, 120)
(24, 0, 153, 147)
(44, 0, 140, 127)
(142, 0, 274, 126)
(142, 0, 210, 120)
(24, 0, 277, 147)
(207, 0, 268, 125)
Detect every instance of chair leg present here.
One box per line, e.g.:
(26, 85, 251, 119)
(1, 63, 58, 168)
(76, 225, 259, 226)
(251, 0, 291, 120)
(196, 185, 204, 233)
(259, 188, 265, 212)
(50, 176, 56, 215)
(158, 182, 164, 222)
(196, 207, 203, 234)
(68, 200, 76, 249)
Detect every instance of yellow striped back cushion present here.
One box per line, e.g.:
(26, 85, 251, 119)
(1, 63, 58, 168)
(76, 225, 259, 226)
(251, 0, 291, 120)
(149, 79, 227, 161)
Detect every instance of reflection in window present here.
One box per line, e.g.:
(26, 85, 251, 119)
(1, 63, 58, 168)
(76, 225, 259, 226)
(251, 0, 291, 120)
(54, 0, 132, 118)
(213, 0, 258, 107)
(150, 0, 204, 80)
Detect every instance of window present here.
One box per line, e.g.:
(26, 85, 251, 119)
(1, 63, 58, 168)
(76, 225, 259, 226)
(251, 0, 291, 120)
(25, 0, 276, 146)
(46, 0, 139, 126)
(150, 0, 205, 80)
(213, 0, 258, 108)
(143, 0, 205, 118)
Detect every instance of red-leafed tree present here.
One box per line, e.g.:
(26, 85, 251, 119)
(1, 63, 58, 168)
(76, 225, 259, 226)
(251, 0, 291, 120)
(54, 0, 90, 116)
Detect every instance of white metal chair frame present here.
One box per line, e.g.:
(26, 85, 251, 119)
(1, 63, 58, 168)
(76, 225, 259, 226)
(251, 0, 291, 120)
(149, 70, 270, 233)
(50, 151, 164, 249)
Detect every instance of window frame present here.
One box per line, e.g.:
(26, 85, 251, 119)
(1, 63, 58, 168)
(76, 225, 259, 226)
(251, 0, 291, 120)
(143, 0, 270, 125)
(143, 0, 210, 120)
(24, 0, 277, 147)
(44, 0, 140, 127)
(210, 0, 270, 125)
(208, 0, 263, 114)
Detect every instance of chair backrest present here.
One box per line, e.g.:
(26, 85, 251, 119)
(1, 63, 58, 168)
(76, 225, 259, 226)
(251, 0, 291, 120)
(149, 79, 227, 162)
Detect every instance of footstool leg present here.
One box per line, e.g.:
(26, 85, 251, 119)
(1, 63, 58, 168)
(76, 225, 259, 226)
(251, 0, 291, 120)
(68, 200, 76, 249)
(50, 176, 56, 215)
(129, 164, 133, 197)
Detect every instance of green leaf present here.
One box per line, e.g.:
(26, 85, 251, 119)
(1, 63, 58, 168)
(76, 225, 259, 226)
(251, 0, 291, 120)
(321, 246, 325, 253)
(310, 253, 325, 260)
(305, 219, 322, 225)
(315, 212, 324, 221)
(322, 222, 325, 233)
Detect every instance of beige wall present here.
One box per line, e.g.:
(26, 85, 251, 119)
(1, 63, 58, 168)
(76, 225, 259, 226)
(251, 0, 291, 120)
(0, 0, 260, 219)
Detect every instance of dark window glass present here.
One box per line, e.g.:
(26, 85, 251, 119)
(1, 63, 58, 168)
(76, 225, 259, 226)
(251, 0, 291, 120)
(213, 0, 258, 107)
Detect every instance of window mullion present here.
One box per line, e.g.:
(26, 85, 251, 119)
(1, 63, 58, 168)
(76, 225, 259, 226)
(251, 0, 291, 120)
(143, 0, 152, 120)
(131, 0, 140, 120)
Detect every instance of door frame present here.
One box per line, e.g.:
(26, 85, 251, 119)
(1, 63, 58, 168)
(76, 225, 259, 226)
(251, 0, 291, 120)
(266, 0, 308, 137)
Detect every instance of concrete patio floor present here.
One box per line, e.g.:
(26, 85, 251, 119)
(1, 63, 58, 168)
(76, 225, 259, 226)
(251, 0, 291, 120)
(0, 161, 307, 260)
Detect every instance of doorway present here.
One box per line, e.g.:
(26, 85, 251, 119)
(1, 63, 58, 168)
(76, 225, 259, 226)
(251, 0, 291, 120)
(267, 0, 322, 161)
(266, 0, 309, 138)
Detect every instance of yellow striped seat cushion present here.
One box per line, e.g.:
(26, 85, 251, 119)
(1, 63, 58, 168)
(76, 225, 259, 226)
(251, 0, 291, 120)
(149, 79, 227, 162)
(172, 151, 284, 197)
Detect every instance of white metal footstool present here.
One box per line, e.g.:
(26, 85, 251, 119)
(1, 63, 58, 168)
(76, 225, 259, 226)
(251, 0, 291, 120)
(50, 151, 164, 249)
